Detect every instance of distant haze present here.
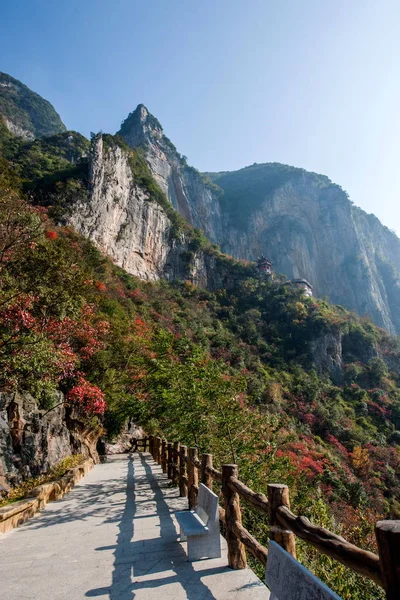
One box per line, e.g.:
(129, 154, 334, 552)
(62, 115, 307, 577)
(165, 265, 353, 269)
(1, 0, 400, 233)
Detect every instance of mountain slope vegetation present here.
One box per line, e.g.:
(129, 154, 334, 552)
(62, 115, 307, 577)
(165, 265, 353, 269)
(0, 72, 66, 139)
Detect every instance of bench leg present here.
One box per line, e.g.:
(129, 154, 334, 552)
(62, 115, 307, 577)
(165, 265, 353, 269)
(179, 525, 187, 542)
(187, 534, 221, 561)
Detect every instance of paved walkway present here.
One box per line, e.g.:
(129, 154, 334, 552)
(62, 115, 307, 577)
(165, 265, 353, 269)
(0, 453, 270, 600)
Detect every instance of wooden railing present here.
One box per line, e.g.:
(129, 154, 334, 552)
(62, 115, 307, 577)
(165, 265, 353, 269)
(134, 435, 400, 600)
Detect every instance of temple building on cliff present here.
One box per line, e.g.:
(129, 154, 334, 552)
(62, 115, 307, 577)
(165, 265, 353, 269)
(255, 256, 313, 297)
(256, 255, 272, 277)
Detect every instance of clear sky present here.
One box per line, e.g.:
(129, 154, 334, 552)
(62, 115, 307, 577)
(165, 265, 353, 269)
(1, 0, 400, 233)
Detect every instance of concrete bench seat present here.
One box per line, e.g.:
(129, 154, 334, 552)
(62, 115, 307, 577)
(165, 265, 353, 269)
(176, 483, 221, 560)
(176, 510, 209, 536)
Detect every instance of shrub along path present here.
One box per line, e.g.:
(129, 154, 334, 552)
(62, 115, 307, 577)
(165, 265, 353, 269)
(0, 453, 269, 599)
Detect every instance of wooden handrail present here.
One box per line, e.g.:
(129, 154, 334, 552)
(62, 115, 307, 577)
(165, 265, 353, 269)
(223, 464, 247, 568)
(376, 521, 400, 599)
(268, 484, 296, 558)
(276, 505, 383, 585)
(228, 476, 268, 514)
(190, 457, 201, 469)
(136, 437, 399, 596)
(232, 520, 268, 567)
(188, 448, 199, 509)
(204, 465, 222, 482)
(179, 445, 188, 498)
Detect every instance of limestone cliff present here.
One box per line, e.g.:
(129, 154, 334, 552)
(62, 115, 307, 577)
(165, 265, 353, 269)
(69, 134, 176, 281)
(67, 134, 238, 289)
(119, 106, 400, 334)
(118, 106, 224, 243)
(211, 167, 400, 335)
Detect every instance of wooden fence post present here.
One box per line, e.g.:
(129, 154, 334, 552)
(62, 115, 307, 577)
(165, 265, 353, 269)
(222, 464, 247, 569)
(143, 436, 148, 452)
(267, 483, 296, 558)
(375, 520, 400, 600)
(179, 445, 188, 498)
(156, 437, 162, 464)
(201, 453, 213, 489)
(154, 437, 159, 462)
(149, 435, 154, 457)
(172, 441, 180, 486)
(161, 440, 167, 473)
(188, 447, 199, 510)
(153, 436, 158, 461)
(167, 442, 174, 480)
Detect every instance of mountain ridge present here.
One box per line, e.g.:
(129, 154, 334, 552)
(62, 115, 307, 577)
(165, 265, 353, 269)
(117, 103, 400, 334)
(1, 74, 400, 334)
(0, 72, 66, 140)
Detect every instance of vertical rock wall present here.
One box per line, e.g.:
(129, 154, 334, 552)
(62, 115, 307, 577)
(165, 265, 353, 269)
(0, 391, 99, 492)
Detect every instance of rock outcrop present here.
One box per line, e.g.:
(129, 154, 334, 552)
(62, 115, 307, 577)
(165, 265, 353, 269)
(0, 391, 99, 491)
(119, 105, 400, 335)
(68, 134, 245, 290)
(69, 135, 176, 281)
(118, 106, 224, 243)
(311, 331, 343, 384)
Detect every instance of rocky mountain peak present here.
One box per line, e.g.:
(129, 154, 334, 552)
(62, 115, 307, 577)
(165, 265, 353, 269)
(115, 103, 400, 335)
(118, 103, 164, 149)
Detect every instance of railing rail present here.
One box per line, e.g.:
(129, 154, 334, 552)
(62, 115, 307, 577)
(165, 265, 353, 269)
(134, 435, 400, 599)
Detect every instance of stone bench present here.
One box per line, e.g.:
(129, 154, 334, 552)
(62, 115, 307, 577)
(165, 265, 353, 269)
(266, 540, 342, 600)
(176, 483, 221, 561)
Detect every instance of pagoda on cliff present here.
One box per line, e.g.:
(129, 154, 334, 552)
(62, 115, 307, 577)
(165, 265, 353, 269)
(256, 255, 272, 277)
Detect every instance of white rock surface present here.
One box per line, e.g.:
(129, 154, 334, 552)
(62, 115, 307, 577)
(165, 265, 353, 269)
(70, 136, 176, 281)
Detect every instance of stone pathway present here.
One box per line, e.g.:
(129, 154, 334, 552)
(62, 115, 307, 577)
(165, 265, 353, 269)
(0, 453, 270, 599)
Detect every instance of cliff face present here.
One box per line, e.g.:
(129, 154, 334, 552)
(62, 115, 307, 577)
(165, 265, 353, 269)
(118, 106, 224, 243)
(69, 135, 175, 281)
(68, 135, 230, 289)
(119, 106, 400, 334)
(213, 168, 400, 334)
(0, 391, 98, 491)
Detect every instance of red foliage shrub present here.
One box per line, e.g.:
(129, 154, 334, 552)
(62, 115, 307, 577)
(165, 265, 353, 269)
(0, 295, 37, 332)
(326, 433, 349, 457)
(277, 439, 329, 479)
(66, 378, 106, 414)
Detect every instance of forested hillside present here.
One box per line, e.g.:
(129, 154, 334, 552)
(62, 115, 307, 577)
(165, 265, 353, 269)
(1, 116, 400, 598)
(0, 72, 66, 139)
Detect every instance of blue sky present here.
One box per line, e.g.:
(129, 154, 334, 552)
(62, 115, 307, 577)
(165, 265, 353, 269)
(2, 0, 400, 233)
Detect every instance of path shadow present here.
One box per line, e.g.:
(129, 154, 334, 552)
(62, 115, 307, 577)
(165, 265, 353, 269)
(86, 453, 221, 599)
